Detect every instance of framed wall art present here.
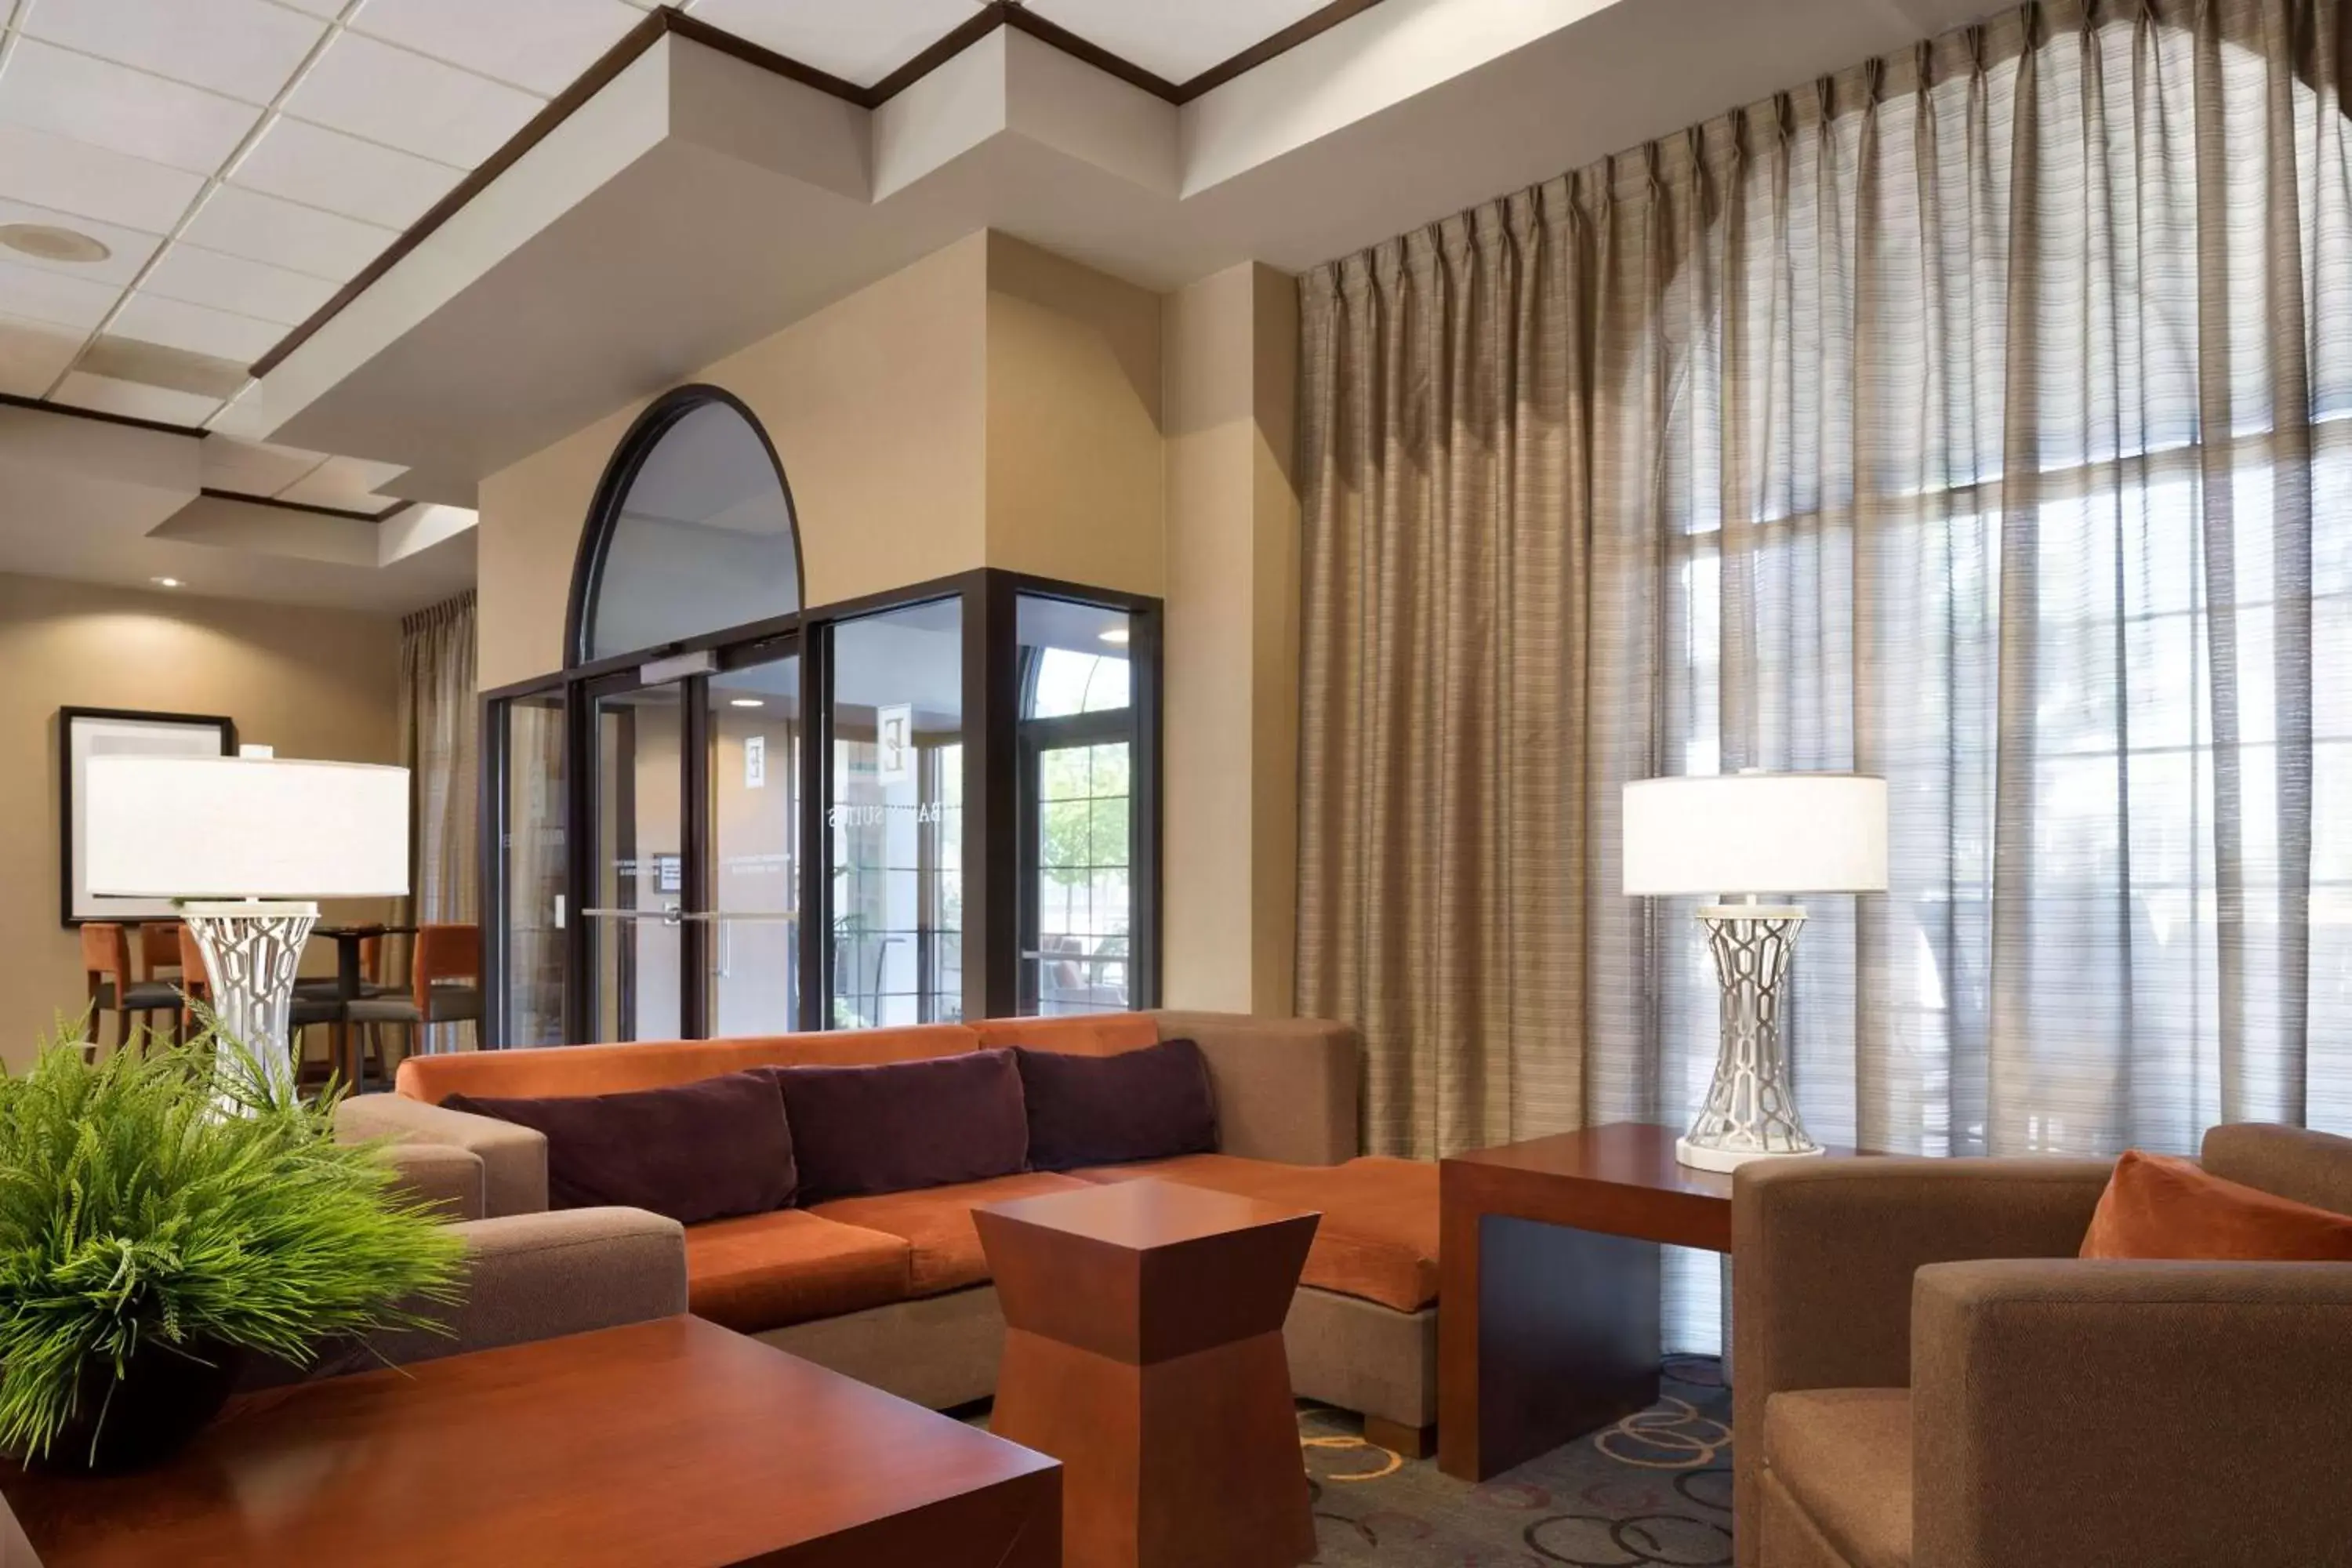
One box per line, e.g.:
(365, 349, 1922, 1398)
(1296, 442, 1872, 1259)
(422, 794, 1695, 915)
(60, 707, 238, 926)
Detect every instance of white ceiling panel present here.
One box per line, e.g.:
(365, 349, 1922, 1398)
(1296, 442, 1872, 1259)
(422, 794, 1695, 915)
(0, 197, 160, 285)
(20, 0, 326, 106)
(230, 115, 464, 229)
(1023, 0, 1332, 82)
(270, 0, 343, 13)
(287, 32, 543, 169)
(350, 0, 644, 96)
(0, 310, 83, 397)
(141, 243, 339, 326)
(180, 184, 397, 283)
(0, 39, 265, 175)
(0, 253, 118, 329)
(53, 369, 223, 425)
(112, 289, 286, 362)
(199, 434, 328, 495)
(688, 0, 985, 87)
(0, 122, 207, 233)
(278, 452, 408, 510)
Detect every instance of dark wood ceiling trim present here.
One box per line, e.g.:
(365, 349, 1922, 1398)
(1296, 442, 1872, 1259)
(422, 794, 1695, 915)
(198, 485, 409, 524)
(241, 0, 1397, 383)
(1003, 5, 1182, 102)
(1174, 0, 1392, 102)
(0, 388, 208, 439)
(867, 2, 1016, 104)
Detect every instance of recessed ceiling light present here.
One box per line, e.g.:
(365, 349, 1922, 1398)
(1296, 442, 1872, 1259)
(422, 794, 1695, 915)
(150, 576, 183, 589)
(728, 697, 764, 708)
(1099, 626, 1131, 645)
(0, 223, 111, 265)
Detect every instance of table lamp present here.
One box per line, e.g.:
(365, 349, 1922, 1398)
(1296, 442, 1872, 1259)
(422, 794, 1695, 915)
(1622, 771, 1887, 1171)
(82, 748, 409, 1097)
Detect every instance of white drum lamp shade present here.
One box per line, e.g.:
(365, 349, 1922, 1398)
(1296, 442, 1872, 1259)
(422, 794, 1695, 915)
(1622, 771, 1888, 1172)
(84, 755, 409, 901)
(82, 753, 408, 1101)
(1622, 773, 1888, 900)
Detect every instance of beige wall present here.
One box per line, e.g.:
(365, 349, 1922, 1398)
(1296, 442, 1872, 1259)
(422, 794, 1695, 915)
(1161, 263, 1301, 1014)
(0, 573, 401, 1066)
(474, 231, 1300, 1018)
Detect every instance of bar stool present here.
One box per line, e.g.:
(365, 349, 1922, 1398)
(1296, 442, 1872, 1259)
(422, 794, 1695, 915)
(80, 922, 180, 1054)
(347, 922, 483, 1069)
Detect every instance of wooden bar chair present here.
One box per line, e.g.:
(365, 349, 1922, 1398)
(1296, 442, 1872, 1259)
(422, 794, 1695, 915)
(347, 922, 483, 1073)
(80, 922, 179, 1054)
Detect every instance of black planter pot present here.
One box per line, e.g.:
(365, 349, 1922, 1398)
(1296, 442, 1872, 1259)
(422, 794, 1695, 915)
(37, 1337, 245, 1475)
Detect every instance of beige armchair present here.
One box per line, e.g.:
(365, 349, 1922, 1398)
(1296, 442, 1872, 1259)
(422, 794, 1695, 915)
(1733, 1124, 2352, 1568)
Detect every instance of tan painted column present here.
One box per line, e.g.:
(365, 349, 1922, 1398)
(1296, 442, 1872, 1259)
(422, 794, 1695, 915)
(1160, 263, 1301, 1015)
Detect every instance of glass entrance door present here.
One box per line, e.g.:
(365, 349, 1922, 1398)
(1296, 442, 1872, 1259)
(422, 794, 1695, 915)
(586, 678, 688, 1042)
(709, 651, 801, 1034)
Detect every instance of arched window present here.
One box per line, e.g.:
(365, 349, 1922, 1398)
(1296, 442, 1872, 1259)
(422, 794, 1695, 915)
(566, 387, 803, 666)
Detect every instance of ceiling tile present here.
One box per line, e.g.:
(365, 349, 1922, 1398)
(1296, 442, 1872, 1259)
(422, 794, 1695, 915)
(278, 452, 408, 510)
(270, 0, 343, 13)
(0, 253, 118, 329)
(350, 0, 644, 96)
(229, 115, 463, 229)
(0, 38, 265, 175)
(180, 184, 397, 283)
(111, 289, 285, 362)
(689, 0, 985, 87)
(285, 33, 542, 169)
(0, 122, 206, 232)
(20, 0, 327, 106)
(53, 369, 223, 425)
(0, 196, 160, 285)
(0, 310, 83, 397)
(141, 243, 339, 326)
(200, 434, 328, 495)
(1023, 0, 1332, 83)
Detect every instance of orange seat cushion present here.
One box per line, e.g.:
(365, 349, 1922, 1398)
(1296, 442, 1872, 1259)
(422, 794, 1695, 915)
(397, 1025, 978, 1103)
(811, 1172, 1096, 1295)
(1076, 1152, 1439, 1312)
(968, 1014, 1161, 1057)
(2081, 1149, 2352, 1261)
(684, 1210, 913, 1334)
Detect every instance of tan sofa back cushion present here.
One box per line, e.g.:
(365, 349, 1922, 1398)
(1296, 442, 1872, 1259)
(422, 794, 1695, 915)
(967, 1013, 1160, 1055)
(396, 1024, 979, 1104)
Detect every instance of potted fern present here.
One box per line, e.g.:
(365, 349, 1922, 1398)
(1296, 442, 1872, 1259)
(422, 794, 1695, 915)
(0, 1025, 465, 1472)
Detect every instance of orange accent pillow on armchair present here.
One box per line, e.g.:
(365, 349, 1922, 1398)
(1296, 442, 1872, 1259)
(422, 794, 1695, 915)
(2080, 1149, 2352, 1261)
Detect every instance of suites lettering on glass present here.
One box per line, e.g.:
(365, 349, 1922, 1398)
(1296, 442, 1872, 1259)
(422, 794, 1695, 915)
(876, 703, 913, 786)
(825, 802, 949, 829)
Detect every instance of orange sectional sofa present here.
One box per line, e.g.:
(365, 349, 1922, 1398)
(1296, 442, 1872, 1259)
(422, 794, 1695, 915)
(338, 1010, 1441, 1441)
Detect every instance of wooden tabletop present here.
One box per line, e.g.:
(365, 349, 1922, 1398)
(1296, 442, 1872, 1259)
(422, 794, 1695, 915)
(980, 1174, 1313, 1252)
(0, 1316, 1059, 1568)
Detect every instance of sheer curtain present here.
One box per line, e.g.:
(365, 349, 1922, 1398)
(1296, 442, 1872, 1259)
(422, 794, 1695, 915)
(1296, 0, 2352, 1345)
(399, 590, 478, 1051)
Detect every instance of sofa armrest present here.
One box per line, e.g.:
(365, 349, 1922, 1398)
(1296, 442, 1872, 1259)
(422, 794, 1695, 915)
(1731, 1156, 2111, 1568)
(365, 1137, 485, 1221)
(337, 1091, 549, 1217)
(1151, 1011, 1359, 1165)
(1911, 1258, 2352, 1568)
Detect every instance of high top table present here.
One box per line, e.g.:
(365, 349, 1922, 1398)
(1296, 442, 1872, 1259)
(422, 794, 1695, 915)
(0, 1316, 1059, 1567)
(1438, 1121, 1877, 1481)
(976, 1178, 1320, 1568)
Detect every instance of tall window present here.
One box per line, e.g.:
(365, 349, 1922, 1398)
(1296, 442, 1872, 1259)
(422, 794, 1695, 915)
(1018, 595, 1137, 1015)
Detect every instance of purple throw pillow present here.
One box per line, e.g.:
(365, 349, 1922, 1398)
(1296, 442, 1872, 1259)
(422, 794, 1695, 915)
(445, 1069, 795, 1225)
(1011, 1037, 1218, 1172)
(765, 1050, 1029, 1203)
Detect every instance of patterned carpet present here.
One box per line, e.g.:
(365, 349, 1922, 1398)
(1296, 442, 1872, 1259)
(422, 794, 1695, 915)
(1300, 1358, 1733, 1567)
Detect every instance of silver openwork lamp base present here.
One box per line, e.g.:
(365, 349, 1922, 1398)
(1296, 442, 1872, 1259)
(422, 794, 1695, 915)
(182, 898, 319, 1104)
(1676, 902, 1824, 1174)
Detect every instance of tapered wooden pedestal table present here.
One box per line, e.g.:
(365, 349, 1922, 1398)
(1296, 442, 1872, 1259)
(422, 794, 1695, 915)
(975, 1178, 1320, 1568)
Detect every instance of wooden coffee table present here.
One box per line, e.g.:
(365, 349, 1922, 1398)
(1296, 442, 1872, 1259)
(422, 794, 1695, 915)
(1439, 1122, 1875, 1481)
(975, 1178, 1319, 1568)
(0, 1316, 1059, 1567)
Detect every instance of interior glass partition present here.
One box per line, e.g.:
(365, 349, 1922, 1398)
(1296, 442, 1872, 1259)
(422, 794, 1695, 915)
(480, 384, 1162, 1047)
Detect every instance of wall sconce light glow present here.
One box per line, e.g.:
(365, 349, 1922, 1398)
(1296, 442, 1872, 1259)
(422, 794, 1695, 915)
(150, 576, 183, 589)
(1099, 627, 1131, 645)
(728, 698, 764, 709)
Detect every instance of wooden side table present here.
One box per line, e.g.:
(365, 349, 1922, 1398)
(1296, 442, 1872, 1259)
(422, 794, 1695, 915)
(0, 1316, 1059, 1567)
(975, 1178, 1319, 1568)
(1439, 1122, 1875, 1481)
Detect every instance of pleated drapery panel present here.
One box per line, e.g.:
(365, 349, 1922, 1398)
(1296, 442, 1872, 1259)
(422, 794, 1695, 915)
(1298, 0, 2352, 1341)
(398, 590, 479, 1051)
